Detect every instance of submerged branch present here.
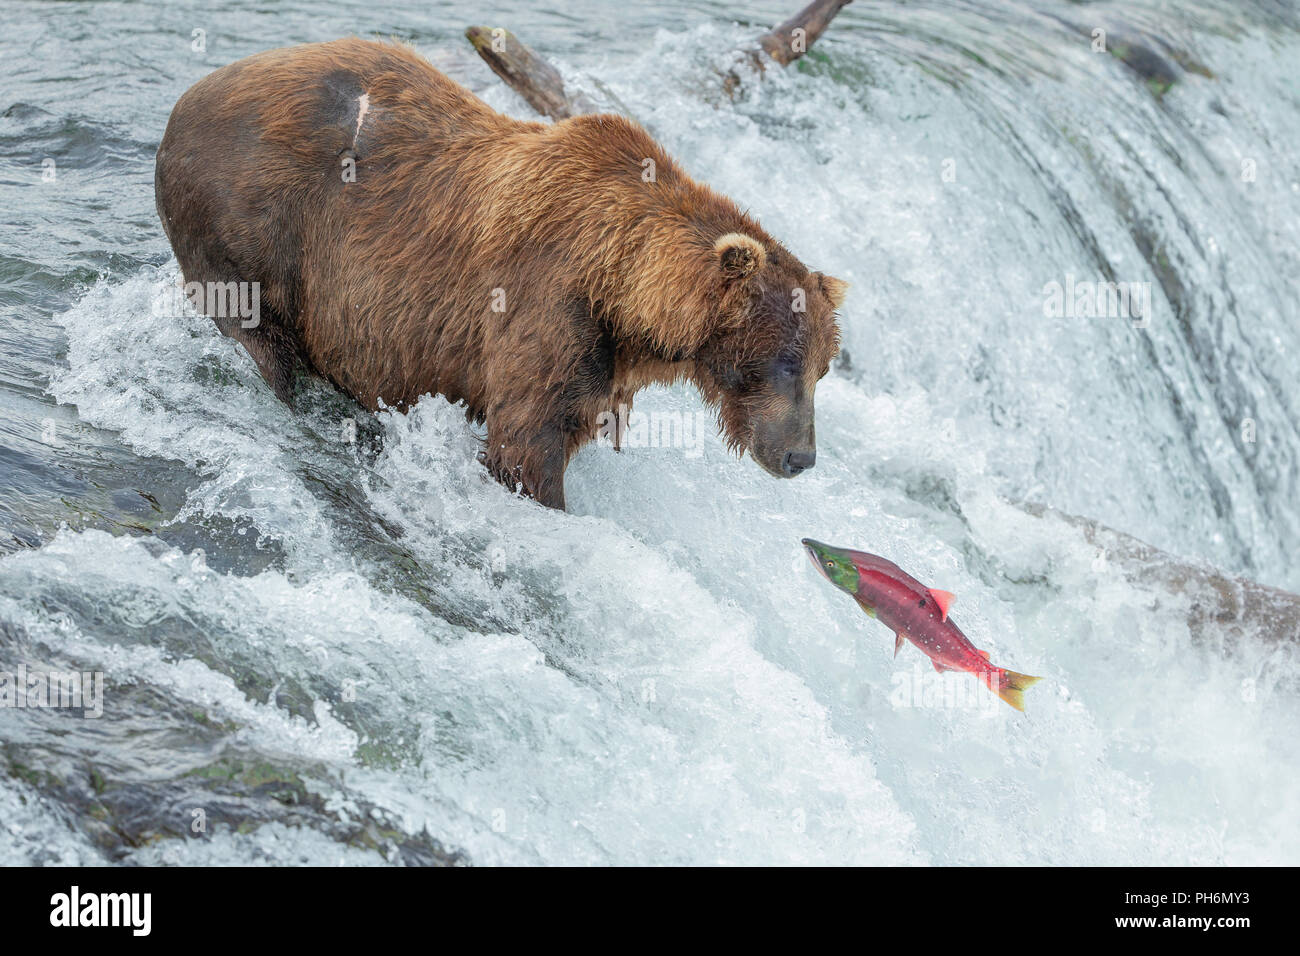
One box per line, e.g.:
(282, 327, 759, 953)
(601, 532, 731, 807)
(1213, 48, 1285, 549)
(1022, 503, 1300, 648)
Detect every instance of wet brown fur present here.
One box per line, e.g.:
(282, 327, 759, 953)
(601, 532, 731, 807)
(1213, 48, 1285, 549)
(155, 38, 844, 509)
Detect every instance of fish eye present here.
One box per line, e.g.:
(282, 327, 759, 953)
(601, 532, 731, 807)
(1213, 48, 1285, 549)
(824, 560, 835, 569)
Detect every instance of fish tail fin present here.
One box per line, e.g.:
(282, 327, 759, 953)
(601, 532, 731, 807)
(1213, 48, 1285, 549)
(985, 668, 1043, 712)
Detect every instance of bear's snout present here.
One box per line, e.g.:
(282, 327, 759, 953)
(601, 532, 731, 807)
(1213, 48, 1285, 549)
(783, 449, 816, 476)
(749, 413, 817, 480)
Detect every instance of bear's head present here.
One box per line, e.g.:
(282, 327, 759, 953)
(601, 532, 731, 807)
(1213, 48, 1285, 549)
(696, 232, 846, 479)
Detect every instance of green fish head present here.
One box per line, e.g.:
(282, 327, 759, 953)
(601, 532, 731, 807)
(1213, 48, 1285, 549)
(801, 538, 861, 595)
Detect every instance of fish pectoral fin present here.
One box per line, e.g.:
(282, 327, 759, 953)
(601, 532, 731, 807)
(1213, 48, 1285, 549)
(894, 632, 905, 658)
(928, 588, 955, 622)
(932, 659, 956, 673)
(855, 598, 877, 619)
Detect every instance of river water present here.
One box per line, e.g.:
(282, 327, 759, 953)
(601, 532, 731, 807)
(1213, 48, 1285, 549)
(2, 0, 1298, 864)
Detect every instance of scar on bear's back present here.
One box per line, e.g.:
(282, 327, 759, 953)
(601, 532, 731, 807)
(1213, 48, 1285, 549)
(353, 93, 370, 145)
(316, 70, 371, 148)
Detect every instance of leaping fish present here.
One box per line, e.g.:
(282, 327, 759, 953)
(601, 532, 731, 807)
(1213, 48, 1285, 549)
(802, 538, 1043, 711)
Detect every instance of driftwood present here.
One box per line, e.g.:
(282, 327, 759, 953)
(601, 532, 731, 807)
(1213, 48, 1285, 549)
(757, 0, 856, 66)
(467, 0, 855, 120)
(464, 26, 593, 120)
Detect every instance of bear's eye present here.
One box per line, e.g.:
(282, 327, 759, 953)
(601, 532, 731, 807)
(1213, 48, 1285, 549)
(774, 355, 800, 379)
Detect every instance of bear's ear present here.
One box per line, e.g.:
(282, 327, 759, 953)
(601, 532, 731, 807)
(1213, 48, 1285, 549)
(715, 233, 766, 281)
(817, 273, 850, 309)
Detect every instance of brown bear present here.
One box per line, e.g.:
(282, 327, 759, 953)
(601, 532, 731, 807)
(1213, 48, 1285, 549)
(155, 38, 845, 510)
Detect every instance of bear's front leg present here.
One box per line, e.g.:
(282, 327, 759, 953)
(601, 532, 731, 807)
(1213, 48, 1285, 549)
(482, 420, 569, 510)
(479, 293, 614, 510)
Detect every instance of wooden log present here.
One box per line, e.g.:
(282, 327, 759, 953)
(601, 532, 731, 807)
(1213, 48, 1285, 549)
(757, 0, 855, 66)
(467, 0, 855, 118)
(464, 26, 593, 121)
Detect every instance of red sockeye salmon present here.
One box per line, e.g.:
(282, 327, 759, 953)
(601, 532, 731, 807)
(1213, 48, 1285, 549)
(802, 538, 1043, 711)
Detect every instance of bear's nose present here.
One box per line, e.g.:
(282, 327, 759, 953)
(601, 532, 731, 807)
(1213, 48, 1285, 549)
(782, 450, 816, 476)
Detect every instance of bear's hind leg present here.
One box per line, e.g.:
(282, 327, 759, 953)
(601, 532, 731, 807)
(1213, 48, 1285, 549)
(174, 243, 300, 407)
(223, 311, 299, 408)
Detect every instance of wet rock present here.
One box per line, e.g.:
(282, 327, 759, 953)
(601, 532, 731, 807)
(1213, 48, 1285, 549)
(1, 618, 465, 866)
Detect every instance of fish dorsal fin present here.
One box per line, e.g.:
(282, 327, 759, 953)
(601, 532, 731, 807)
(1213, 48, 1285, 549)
(928, 588, 955, 621)
(894, 632, 905, 658)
